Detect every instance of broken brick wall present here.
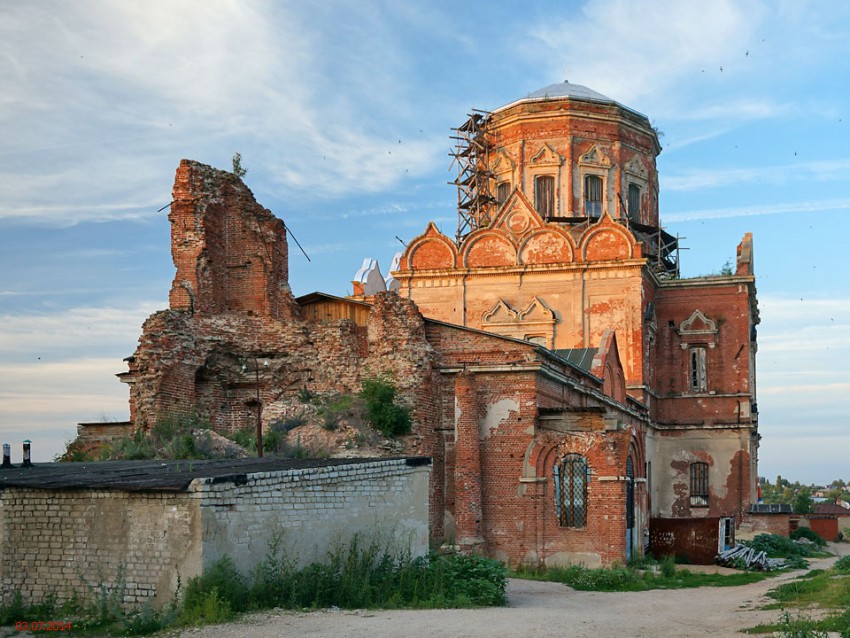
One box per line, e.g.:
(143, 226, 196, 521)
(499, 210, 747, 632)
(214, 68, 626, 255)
(169, 160, 293, 319)
(126, 162, 440, 462)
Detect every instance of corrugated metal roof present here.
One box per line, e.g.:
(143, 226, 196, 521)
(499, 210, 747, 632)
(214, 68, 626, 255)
(553, 348, 598, 371)
(0, 457, 429, 492)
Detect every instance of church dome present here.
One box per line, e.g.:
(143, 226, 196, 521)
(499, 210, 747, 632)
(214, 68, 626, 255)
(494, 81, 646, 119)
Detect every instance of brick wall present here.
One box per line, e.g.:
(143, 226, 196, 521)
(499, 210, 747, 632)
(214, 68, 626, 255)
(0, 459, 430, 610)
(0, 488, 199, 609)
(745, 513, 792, 537)
(194, 458, 431, 571)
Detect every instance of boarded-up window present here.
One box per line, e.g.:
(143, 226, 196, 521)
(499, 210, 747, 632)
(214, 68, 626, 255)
(627, 183, 641, 221)
(690, 462, 709, 507)
(585, 175, 603, 217)
(690, 347, 707, 392)
(535, 175, 555, 218)
(496, 181, 510, 204)
(554, 454, 589, 528)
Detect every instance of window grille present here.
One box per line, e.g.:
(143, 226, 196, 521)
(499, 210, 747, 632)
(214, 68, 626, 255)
(535, 175, 555, 218)
(690, 462, 709, 507)
(554, 454, 589, 528)
(690, 347, 707, 392)
(585, 175, 603, 217)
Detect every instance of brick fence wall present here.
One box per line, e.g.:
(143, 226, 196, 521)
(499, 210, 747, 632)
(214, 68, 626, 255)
(0, 458, 430, 609)
(194, 458, 431, 571)
(0, 488, 199, 609)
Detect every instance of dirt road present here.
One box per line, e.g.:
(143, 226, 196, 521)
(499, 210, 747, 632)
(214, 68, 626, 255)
(177, 543, 849, 638)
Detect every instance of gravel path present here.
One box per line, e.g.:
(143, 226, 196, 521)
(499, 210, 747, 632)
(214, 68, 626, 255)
(174, 542, 848, 638)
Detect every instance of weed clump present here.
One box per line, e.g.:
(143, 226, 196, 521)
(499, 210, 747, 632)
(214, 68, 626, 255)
(360, 376, 411, 437)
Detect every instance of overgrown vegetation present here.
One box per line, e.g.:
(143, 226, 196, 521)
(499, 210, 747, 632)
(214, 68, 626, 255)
(0, 567, 181, 635)
(56, 414, 221, 462)
(360, 376, 412, 437)
(316, 393, 355, 431)
(231, 152, 247, 178)
(747, 556, 850, 637)
(0, 538, 507, 635)
(184, 536, 505, 618)
(511, 557, 769, 592)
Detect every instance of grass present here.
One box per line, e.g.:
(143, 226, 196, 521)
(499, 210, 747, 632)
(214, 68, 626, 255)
(746, 555, 850, 637)
(0, 536, 507, 635)
(510, 558, 770, 592)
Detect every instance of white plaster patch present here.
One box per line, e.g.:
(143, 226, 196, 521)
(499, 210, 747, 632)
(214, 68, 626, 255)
(479, 398, 519, 438)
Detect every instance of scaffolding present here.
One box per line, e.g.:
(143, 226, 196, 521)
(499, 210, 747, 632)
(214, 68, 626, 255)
(450, 110, 494, 243)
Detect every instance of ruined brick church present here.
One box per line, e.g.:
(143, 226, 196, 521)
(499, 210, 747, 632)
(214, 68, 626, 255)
(122, 82, 759, 567)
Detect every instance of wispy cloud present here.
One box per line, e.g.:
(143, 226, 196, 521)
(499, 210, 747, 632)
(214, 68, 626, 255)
(0, 1, 447, 226)
(664, 159, 850, 192)
(0, 303, 160, 360)
(528, 0, 762, 109)
(665, 197, 850, 222)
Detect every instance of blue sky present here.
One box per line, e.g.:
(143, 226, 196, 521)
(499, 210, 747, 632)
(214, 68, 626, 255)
(1, 1, 848, 484)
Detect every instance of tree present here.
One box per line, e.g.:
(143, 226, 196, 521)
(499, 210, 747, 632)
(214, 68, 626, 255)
(232, 152, 247, 178)
(792, 487, 814, 514)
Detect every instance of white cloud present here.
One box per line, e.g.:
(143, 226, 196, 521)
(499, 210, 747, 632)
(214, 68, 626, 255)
(529, 0, 761, 109)
(0, 0, 447, 227)
(0, 303, 161, 460)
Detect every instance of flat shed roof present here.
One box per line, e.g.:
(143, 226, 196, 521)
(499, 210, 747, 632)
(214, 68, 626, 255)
(0, 457, 430, 492)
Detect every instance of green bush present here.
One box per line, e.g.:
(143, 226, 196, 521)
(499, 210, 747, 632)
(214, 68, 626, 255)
(317, 393, 354, 431)
(360, 376, 412, 437)
(182, 556, 249, 619)
(834, 555, 850, 574)
(791, 527, 827, 547)
(744, 533, 813, 558)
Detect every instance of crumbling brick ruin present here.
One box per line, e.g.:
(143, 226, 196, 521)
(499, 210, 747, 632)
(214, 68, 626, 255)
(123, 161, 439, 457)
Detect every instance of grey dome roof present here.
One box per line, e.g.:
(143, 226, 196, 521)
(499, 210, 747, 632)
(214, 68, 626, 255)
(494, 81, 646, 119)
(526, 81, 614, 102)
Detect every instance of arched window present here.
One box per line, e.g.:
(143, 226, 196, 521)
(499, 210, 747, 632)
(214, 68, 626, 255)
(496, 181, 510, 205)
(627, 183, 641, 222)
(554, 454, 589, 528)
(535, 175, 555, 218)
(585, 175, 603, 217)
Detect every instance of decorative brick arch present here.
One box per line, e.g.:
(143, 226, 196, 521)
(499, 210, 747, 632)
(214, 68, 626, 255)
(463, 230, 517, 268)
(580, 221, 635, 261)
(403, 222, 458, 271)
(518, 229, 575, 265)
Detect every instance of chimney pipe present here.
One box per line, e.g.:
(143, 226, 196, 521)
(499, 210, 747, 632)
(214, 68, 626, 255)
(21, 440, 32, 468)
(1, 444, 11, 468)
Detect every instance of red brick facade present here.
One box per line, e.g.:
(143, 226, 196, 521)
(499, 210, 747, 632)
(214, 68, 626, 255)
(391, 83, 759, 563)
(122, 81, 759, 568)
